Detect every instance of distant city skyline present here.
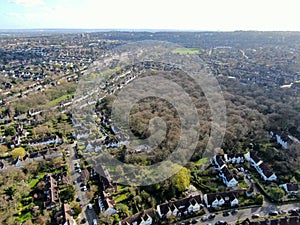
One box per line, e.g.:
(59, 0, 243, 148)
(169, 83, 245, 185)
(0, 0, 300, 31)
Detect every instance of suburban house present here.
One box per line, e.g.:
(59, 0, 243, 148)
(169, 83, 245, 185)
(44, 174, 60, 210)
(219, 166, 239, 187)
(156, 194, 202, 219)
(203, 191, 239, 209)
(257, 162, 277, 181)
(98, 191, 117, 216)
(97, 164, 117, 191)
(279, 183, 299, 196)
(270, 131, 289, 149)
(212, 154, 238, 187)
(244, 152, 277, 181)
(54, 203, 77, 225)
(226, 154, 244, 164)
(119, 208, 156, 225)
(270, 131, 300, 150)
(212, 155, 226, 170)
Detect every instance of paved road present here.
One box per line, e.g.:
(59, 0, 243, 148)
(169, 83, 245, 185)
(178, 201, 300, 225)
(68, 142, 98, 225)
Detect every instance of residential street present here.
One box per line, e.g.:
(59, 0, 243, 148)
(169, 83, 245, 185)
(68, 142, 98, 225)
(178, 201, 300, 225)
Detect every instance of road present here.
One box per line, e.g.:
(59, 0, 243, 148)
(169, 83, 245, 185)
(67, 142, 98, 225)
(178, 201, 300, 225)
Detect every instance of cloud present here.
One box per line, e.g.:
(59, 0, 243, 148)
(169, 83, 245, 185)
(9, 0, 44, 7)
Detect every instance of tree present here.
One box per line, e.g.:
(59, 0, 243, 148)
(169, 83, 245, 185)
(268, 187, 285, 202)
(36, 181, 46, 191)
(4, 126, 16, 137)
(60, 185, 75, 202)
(171, 167, 191, 192)
(117, 203, 131, 217)
(71, 203, 82, 217)
(11, 147, 26, 160)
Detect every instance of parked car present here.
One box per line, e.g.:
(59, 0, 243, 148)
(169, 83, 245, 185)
(76, 197, 81, 202)
(252, 213, 260, 219)
(208, 214, 216, 219)
(192, 219, 199, 224)
(88, 203, 93, 209)
(81, 186, 87, 191)
(93, 219, 98, 225)
(81, 218, 87, 224)
(201, 216, 208, 221)
(231, 209, 238, 215)
(223, 211, 230, 217)
(278, 209, 286, 214)
(269, 211, 278, 216)
(215, 221, 226, 225)
(288, 209, 297, 214)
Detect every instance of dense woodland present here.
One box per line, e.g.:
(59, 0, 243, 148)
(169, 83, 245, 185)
(98, 67, 300, 178)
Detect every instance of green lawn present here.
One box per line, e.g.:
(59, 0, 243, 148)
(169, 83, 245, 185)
(195, 157, 209, 167)
(46, 93, 74, 107)
(172, 48, 200, 55)
(29, 178, 40, 188)
(18, 211, 31, 222)
(114, 193, 130, 203)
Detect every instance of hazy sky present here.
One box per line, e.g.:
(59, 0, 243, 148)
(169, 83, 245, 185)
(0, 0, 300, 31)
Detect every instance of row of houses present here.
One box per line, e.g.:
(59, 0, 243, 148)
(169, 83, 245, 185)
(97, 164, 118, 216)
(43, 173, 76, 225)
(28, 135, 62, 147)
(119, 190, 244, 225)
(212, 151, 277, 184)
(203, 191, 240, 209)
(244, 152, 277, 181)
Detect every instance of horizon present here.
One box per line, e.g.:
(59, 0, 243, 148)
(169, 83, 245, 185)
(1, 0, 300, 31)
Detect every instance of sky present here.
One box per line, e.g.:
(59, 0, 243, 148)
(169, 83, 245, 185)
(0, 0, 300, 31)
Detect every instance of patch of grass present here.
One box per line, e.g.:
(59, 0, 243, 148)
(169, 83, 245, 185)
(46, 93, 74, 107)
(172, 48, 200, 55)
(18, 211, 31, 222)
(114, 193, 130, 203)
(195, 157, 209, 167)
(29, 178, 39, 188)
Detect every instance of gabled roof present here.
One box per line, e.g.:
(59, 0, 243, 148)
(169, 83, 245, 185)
(215, 155, 226, 167)
(287, 183, 299, 192)
(221, 166, 234, 181)
(249, 152, 261, 164)
(120, 208, 156, 225)
(158, 195, 201, 217)
(258, 162, 274, 178)
(205, 191, 240, 206)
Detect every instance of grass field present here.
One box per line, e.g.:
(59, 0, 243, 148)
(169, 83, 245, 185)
(46, 93, 74, 107)
(172, 48, 200, 55)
